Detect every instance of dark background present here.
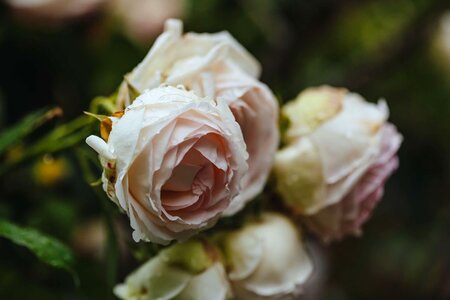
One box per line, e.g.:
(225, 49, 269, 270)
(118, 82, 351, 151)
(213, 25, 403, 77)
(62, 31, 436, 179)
(0, 0, 449, 299)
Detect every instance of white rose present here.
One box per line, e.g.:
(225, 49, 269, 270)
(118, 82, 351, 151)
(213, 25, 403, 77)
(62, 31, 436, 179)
(117, 19, 279, 215)
(114, 240, 232, 300)
(274, 86, 402, 241)
(220, 213, 313, 299)
(86, 86, 248, 244)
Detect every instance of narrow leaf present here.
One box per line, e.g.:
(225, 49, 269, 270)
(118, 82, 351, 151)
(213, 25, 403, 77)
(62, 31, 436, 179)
(0, 107, 62, 155)
(0, 219, 78, 284)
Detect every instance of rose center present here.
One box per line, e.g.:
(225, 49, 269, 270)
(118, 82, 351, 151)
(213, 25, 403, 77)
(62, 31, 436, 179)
(160, 134, 229, 220)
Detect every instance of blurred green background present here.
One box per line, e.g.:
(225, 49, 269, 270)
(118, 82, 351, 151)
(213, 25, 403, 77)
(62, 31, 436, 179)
(0, 0, 449, 299)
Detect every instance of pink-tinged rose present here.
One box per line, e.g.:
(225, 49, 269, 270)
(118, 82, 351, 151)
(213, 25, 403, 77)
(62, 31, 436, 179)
(117, 19, 279, 215)
(110, 0, 185, 43)
(274, 86, 402, 242)
(6, 0, 105, 24)
(303, 124, 402, 242)
(86, 86, 248, 244)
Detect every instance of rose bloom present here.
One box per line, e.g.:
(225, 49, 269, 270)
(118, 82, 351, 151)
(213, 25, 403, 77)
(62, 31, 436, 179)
(6, 0, 104, 23)
(86, 86, 248, 244)
(114, 240, 232, 300)
(219, 213, 313, 299)
(110, 0, 185, 44)
(274, 86, 402, 242)
(117, 19, 279, 215)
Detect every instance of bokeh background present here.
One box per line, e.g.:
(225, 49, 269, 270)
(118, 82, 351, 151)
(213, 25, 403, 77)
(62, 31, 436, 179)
(0, 0, 449, 299)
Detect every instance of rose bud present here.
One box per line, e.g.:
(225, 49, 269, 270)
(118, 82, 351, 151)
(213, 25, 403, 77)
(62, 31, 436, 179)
(114, 240, 232, 300)
(86, 86, 248, 244)
(274, 86, 402, 242)
(117, 19, 279, 215)
(219, 213, 313, 299)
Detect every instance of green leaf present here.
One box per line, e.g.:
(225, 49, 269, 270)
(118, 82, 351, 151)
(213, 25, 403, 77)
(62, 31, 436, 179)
(0, 107, 62, 155)
(0, 219, 78, 285)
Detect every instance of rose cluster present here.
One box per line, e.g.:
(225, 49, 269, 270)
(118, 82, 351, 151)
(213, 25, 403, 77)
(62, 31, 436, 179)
(86, 19, 402, 299)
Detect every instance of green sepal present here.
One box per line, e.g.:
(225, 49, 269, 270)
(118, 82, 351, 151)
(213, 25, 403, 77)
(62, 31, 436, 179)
(161, 240, 215, 275)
